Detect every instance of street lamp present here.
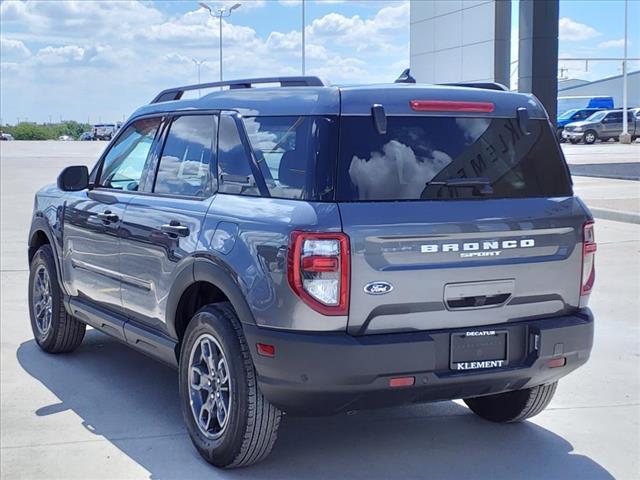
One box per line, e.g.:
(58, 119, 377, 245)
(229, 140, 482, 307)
(192, 58, 206, 96)
(620, 0, 630, 143)
(199, 2, 241, 88)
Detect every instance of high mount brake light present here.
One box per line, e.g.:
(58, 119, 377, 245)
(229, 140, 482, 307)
(288, 231, 350, 316)
(581, 221, 597, 296)
(409, 100, 495, 113)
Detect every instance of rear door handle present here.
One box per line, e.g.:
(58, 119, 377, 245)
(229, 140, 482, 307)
(161, 221, 190, 237)
(96, 211, 119, 223)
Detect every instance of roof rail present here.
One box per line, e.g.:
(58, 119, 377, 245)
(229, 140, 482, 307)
(440, 82, 509, 92)
(150, 76, 326, 104)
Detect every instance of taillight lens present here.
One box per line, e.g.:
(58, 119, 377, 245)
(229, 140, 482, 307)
(409, 100, 495, 113)
(288, 231, 350, 315)
(581, 221, 597, 297)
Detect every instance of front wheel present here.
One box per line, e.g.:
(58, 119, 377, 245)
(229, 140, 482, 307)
(179, 303, 282, 468)
(584, 130, 598, 144)
(28, 245, 85, 353)
(464, 381, 557, 423)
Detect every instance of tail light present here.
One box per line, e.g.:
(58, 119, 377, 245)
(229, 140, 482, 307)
(288, 231, 350, 315)
(581, 221, 597, 297)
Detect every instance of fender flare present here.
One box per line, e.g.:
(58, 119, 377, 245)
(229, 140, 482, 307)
(28, 217, 67, 295)
(164, 256, 257, 340)
(193, 257, 257, 327)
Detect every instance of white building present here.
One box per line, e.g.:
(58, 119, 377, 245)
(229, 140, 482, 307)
(558, 71, 640, 109)
(410, 1, 511, 86)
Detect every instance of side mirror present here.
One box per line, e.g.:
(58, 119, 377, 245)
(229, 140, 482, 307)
(57, 165, 89, 191)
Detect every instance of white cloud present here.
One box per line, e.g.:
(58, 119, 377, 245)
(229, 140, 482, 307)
(308, 1, 408, 52)
(0, 0, 164, 37)
(0, 37, 31, 61)
(34, 45, 85, 66)
(598, 38, 629, 49)
(559, 17, 600, 41)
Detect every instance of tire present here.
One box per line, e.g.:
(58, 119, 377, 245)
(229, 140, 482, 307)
(28, 245, 85, 353)
(556, 128, 565, 142)
(464, 381, 557, 423)
(584, 130, 598, 144)
(179, 302, 282, 468)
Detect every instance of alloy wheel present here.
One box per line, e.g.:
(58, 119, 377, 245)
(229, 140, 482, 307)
(188, 333, 232, 439)
(32, 264, 53, 335)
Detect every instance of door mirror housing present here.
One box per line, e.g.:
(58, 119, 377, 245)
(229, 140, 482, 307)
(57, 165, 89, 191)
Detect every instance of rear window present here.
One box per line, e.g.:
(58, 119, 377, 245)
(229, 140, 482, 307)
(337, 116, 572, 201)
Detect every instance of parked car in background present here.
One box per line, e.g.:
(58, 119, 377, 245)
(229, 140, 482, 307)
(563, 109, 637, 144)
(556, 108, 604, 141)
(558, 95, 614, 114)
(0, 131, 15, 141)
(79, 132, 93, 141)
(57, 135, 73, 141)
(91, 123, 117, 140)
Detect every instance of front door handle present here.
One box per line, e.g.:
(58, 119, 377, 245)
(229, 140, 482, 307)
(96, 211, 119, 223)
(161, 221, 190, 237)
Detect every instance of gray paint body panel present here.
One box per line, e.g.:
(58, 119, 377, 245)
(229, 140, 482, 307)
(339, 196, 587, 335)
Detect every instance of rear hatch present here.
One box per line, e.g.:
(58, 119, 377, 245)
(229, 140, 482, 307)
(337, 88, 589, 335)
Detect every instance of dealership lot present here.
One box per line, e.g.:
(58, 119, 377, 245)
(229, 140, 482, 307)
(1, 141, 639, 479)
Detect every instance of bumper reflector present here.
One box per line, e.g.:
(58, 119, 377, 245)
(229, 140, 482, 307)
(547, 357, 566, 368)
(257, 343, 275, 357)
(389, 376, 415, 388)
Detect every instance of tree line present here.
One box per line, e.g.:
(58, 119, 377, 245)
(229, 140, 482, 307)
(1, 121, 92, 140)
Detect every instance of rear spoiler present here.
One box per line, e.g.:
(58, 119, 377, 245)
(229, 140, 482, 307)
(439, 82, 509, 92)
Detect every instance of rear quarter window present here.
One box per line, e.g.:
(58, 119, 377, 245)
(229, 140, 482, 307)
(337, 116, 572, 201)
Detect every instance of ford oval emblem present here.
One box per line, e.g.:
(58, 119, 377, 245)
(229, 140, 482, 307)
(364, 281, 394, 295)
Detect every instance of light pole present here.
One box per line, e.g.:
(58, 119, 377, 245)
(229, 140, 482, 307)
(192, 58, 206, 96)
(302, 0, 305, 75)
(199, 2, 241, 88)
(620, 0, 630, 143)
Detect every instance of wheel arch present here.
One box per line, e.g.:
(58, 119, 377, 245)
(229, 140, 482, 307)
(168, 257, 257, 358)
(28, 219, 67, 295)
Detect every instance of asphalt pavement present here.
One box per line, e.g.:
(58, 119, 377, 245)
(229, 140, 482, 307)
(1, 141, 639, 479)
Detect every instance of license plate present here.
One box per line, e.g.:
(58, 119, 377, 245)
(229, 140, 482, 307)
(450, 330, 508, 371)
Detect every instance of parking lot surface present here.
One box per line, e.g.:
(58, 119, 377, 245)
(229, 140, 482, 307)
(1, 141, 639, 479)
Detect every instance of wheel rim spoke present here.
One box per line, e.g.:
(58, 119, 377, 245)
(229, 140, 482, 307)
(216, 394, 227, 426)
(190, 365, 211, 391)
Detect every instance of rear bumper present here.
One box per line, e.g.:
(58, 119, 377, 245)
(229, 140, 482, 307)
(244, 309, 594, 415)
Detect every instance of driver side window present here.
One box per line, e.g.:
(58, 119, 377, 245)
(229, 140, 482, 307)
(99, 117, 162, 191)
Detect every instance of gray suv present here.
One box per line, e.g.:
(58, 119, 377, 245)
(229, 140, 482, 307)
(563, 109, 638, 144)
(28, 76, 596, 468)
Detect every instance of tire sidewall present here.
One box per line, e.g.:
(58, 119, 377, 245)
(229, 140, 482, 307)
(178, 307, 250, 466)
(28, 246, 62, 350)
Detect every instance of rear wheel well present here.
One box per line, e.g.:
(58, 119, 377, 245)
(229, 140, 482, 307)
(28, 230, 50, 263)
(174, 281, 229, 345)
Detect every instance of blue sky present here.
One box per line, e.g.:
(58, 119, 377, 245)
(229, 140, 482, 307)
(1, 0, 638, 124)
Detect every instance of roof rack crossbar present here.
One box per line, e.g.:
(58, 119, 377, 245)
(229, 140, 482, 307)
(150, 76, 325, 103)
(440, 82, 509, 92)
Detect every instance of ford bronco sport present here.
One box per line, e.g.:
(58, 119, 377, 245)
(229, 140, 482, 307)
(28, 76, 595, 468)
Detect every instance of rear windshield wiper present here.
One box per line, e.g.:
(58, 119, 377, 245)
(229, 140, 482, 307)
(425, 177, 494, 196)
